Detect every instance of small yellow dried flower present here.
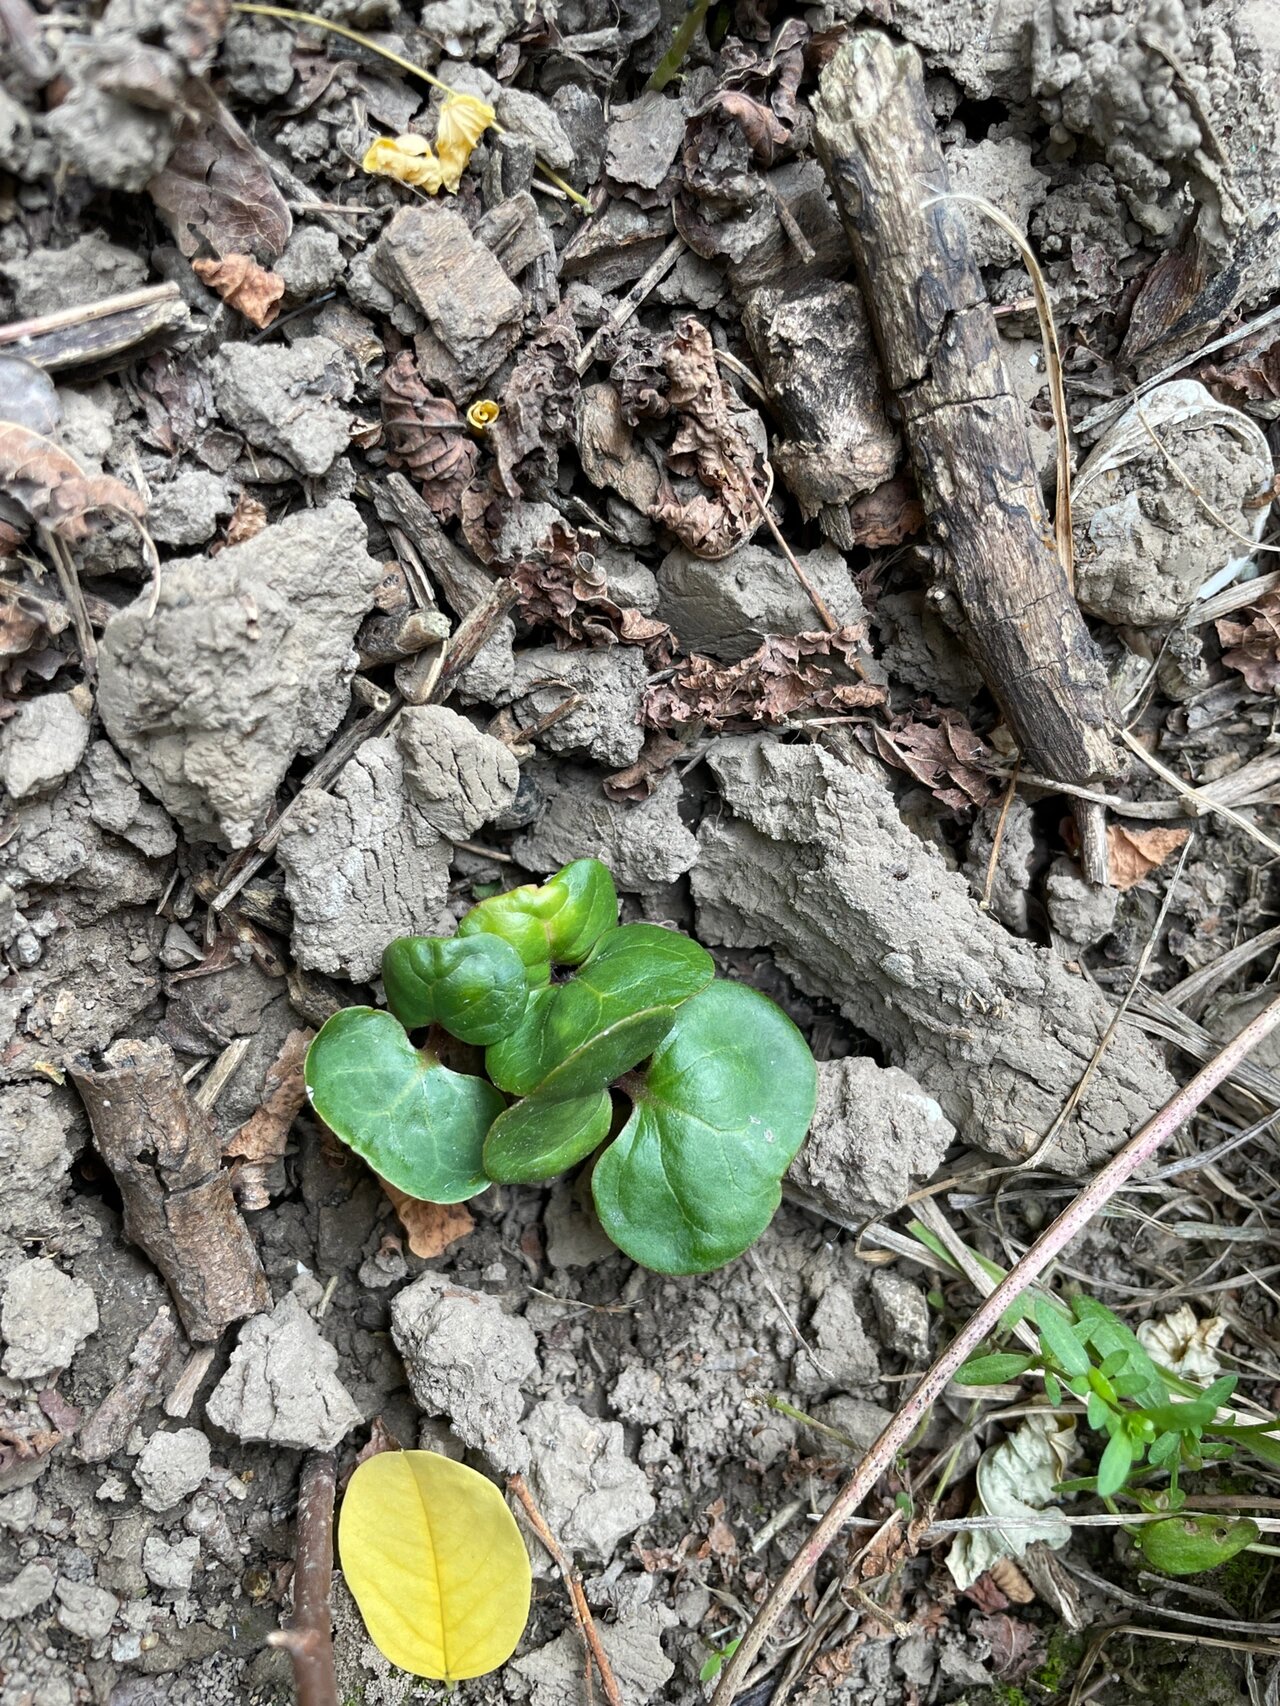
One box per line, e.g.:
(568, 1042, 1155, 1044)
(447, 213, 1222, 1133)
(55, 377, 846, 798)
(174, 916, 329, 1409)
(361, 92, 495, 197)
(466, 399, 500, 432)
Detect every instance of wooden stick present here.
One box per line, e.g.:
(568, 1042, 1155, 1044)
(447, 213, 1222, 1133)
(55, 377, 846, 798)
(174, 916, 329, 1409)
(0, 284, 190, 373)
(267, 1452, 339, 1706)
(508, 1472, 623, 1706)
(813, 32, 1120, 784)
(711, 986, 1280, 1704)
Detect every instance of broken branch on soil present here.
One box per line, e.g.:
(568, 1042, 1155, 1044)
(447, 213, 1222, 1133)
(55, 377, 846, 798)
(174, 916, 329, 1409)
(70, 1039, 270, 1341)
(508, 1471, 622, 1706)
(0, 283, 190, 374)
(814, 33, 1119, 784)
(711, 987, 1280, 1704)
(267, 1451, 339, 1706)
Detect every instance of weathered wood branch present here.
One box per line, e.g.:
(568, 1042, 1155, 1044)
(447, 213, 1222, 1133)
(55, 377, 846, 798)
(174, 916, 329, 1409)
(814, 32, 1121, 784)
(267, 1452, 339, 1706)
(70, 1039, 270, 1341)
(0, 283, 191, 375)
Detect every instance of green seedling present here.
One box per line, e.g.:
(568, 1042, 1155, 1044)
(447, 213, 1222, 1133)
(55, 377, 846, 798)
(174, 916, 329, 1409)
(305, 858, 818, 1275)
(953, 1285, 1280, 1572)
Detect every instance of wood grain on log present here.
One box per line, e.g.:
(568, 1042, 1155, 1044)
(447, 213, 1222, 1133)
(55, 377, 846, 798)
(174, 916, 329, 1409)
(71, 1039, 269, 1341)
(814, 32, 1121, 784)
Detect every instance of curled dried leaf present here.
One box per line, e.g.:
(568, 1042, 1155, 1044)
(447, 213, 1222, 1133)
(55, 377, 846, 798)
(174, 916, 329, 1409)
(0, 423, 147, 542)
(148, 78, 291, 261)
(643, 626, 881, 734)
(490, 306, 581, 500)
(508, 515, 675, 665)
(382, 1186, 475, 1259)
(869, 709, 998, 812)
(1217, 589, 1280, 693)
(192, 253, 284, 328)
(224, 1027, 313, 1210)
(381, 352, 479, 523)
(1105, 824, 1190, 891)
(363, 134, 445, 193)
(363, 93, 494, 197)
(604, 732, 687, 801)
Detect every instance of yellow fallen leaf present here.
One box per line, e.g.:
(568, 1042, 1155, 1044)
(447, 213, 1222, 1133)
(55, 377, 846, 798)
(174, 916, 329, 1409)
(362, 134, 444, 192)
(339, 1450, 531, 1681)
(435, 92, 494, 191)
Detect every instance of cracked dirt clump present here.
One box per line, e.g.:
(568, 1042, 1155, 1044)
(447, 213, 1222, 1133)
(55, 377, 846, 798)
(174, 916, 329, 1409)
(204, 1294, 362, 1450)
(97, 501, 382, 848)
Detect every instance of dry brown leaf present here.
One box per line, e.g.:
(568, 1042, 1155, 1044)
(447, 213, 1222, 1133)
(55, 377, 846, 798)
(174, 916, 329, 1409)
(1217, 590, 1280, 692)
(192, 253, 284, 328)
(648, 317, 767, 560)
(604, 732, 687, 800)
(382, 1186, 475, 1259)
(223, 492, 268, 548)
(148, 78, 291, 261)
(224, 1027, 314, 1209)
(0, 423, 146, 542)
(380, 352, 478, 522)
(508, 514, 674, 665)
(490, 305, 581, 500)
(847, 473, 926, 547)
(643, 626, 881, 733)
(869, 709, 998, 812)
(1106, 824, 1190, 891)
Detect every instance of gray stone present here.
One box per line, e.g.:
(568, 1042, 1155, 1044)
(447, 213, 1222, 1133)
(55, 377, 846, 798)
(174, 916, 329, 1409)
(1044, 856, 1120, 948)
(0, 1561, 55, 1620)
(816, 1394, 895, 1451)
(54, 1576, 118, 1641)
(205, 1294, 361, 1451)
(276, 226, 344, 298)
(44, 84, 176, 192)
(607, 92, 685, 190)
(277, 732, 451, 981)
(145, 470, 232, 548)
(142, 1533, 200, 1592)
(391, 1273, 538, 1473)
(521, 1399, 655, 1563)
(788, 1056, 955, 1224)
(496, 87, 575, 170)
(0, 1086, 73, 1236)
(946, 137, 1049, 266)
(1, 234, 147, 317)
(0, 1257, 98, 1380)
(98, 501, 381, 847)
(489, 646, 649, 770)
(0, 691, 91, 800)
(870, 1270, 932, 1364)
(514, 1604, 675, 1706)
(798, 1277, 881, 1395)
(695, 737, 1175, 1171)
(397, 705, 519, 839)
(657, 542, 864, 661)
(214, 337, 354, 478)
(512, 766, 697, 892)
(132, 1428, 212, 1512)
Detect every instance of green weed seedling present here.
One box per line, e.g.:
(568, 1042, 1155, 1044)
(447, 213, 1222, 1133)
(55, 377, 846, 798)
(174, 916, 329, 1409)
(304, 859, 818, 1275)
(955, 1290, 1278, 1574)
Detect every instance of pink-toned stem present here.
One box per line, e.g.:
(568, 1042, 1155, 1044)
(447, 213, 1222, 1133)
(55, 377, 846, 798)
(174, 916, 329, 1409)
(268, 1451, 339, 1706)
(712, 988, 1280, 1705)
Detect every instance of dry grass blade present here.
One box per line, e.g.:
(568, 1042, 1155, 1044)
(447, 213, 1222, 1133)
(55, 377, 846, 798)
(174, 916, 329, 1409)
(1120, 727, 1280, 860)
(925, 192, 1072, 587)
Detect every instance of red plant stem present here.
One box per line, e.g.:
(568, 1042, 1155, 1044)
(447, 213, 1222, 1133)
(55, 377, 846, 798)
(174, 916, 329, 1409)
(712, 988, 1280, 1705)
(509, 1472, 623, 1706)
(268, 1451, 339, 1706)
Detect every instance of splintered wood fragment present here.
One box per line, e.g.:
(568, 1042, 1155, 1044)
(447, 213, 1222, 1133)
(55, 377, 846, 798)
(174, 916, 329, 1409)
(78, 1306, 181, 1463)
(70, 1040, 270, 1342)
(814, 34, 1121, 785)
(0, 284, 191, 375)
(372, 474, 497, 614)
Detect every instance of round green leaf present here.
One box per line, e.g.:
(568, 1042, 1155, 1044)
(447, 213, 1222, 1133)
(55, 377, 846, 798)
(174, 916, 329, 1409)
(459, 859, 618, 984)
(592, 980, 818, 1275)
(485, 924, 714, 1098)
(1135, 1514, 1260, 1576)
(483, 1087, 612, 1183)
(305, 1008, 502, 1202)
(382, 932, 528, 1045)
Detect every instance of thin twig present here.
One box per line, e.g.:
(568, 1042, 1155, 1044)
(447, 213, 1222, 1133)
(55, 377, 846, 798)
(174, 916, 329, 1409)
(267, 1452, 339, 1706)
(1135, 404, 1280, 555)
(745, 478, 839, 633)
(711, 987, 1280, 1705)
(575, 235, 685, 375)
(980, 764, 1020, 910)
(508, 1473, 622, 1706)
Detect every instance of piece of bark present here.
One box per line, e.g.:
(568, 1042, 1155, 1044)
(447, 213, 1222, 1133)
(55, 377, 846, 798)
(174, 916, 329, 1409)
(0, 284, 192, 377)
(70, 1040, 269, 1342)
(164, 1345, 217, 1419)
(741, 280, 900, 549)
(814, 34, 1121, 785)
(373, 473, 498, 614)
(77, 1307, 182, 1464)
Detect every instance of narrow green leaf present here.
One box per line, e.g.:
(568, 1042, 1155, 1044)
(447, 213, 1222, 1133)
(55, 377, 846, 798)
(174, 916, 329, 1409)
(1146, 1430, 1182, 1468)
(1086, 1391, 1112, 1431)
(592, 981, 817, 1275)
(482, 1088, 612, 1184)
(1096, 1428, 1135, 1498)
(952, 1353, 1036, 1386)
(305, 1008, 501, 1202)
(1135, 1515, 1259, 1576)
(1044, 1371, 1063, 1407)
(1210, 1423, 1280, 1469)
(1036, 1299, 1091, 1377)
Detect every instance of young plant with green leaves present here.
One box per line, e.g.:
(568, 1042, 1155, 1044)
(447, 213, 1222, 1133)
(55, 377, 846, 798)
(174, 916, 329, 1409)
(955, 1291, 1278, 1574)
(305, 859, 817, 1275)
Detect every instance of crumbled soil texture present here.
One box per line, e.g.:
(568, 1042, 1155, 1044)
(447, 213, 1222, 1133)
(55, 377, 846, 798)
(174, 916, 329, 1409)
(2, 1, 1280, 1703)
